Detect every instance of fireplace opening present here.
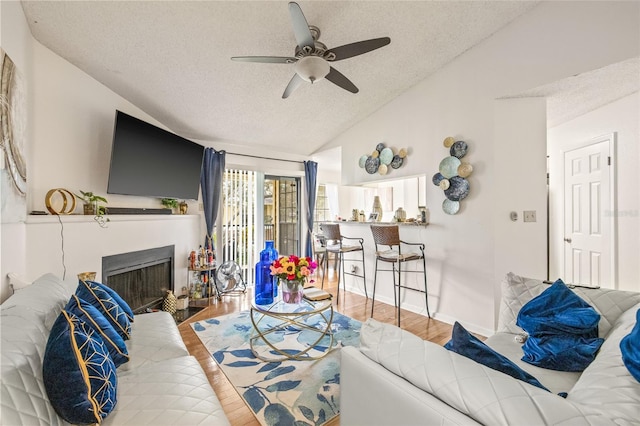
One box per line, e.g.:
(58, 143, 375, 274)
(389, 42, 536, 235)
(102, 245, 175, 314)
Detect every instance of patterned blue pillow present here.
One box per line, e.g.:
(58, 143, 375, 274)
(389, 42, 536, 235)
(83, 279, 135, 321)
(76, 280, 132, 339)
(66, 294, 130, 367)
(43, 310, 118, 424)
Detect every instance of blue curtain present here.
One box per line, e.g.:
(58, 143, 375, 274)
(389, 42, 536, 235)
(304, 161, 318, 257)
(200, 148, 226, 247)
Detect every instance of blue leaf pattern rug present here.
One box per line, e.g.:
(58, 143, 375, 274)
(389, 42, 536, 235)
(191, 310, 361, 426)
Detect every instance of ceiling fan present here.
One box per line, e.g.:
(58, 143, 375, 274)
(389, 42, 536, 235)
(231, 2, 390, 99)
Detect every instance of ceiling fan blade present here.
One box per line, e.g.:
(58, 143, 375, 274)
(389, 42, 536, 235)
(328, 37, 391, 61)
(282, 73, 305, 99)
(325, 67, 358, 94)
(231, 56, 297, 64)
(288, 2, 314, 50)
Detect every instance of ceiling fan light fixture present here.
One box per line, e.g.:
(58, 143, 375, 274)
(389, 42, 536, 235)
(295, 56, 330, 83)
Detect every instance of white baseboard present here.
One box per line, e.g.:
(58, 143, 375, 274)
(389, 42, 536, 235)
(344, 283, 495, 339)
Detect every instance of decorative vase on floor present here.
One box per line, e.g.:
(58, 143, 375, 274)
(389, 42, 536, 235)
(280, 279, 305, 304)
(163, 290, 177, 314)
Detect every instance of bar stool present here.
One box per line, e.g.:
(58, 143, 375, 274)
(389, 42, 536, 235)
(320, 223, 367, 303)
(370, 224, 430, 327)
(312, 233, 327, 280)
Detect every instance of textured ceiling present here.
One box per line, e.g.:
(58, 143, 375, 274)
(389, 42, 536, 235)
(25, 1, 638, 157)
(21, 0, 543, 155)
(506, 57, 640, 128)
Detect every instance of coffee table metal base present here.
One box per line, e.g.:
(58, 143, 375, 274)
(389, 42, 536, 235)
(249, 299, 334, 362)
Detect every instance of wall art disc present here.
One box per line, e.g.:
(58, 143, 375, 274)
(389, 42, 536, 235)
(443, 136, 455, 148)
(378, 164, 388, 175)
(457, 162, 473, 177)
(398, 148, 407, 158)
(444, 176, 470, 201)
(371, 149, 379, 158)
(358, 155, 368, 168)
(365, 156, 380, 174)
(376, 143, 385, 152)
(443, 199, 460, 215)
(390, 155, 403, 169)
(450, 140, 468, 158)
(379, 147, 393, 165)
(432, 172, 445, 186)
(439, 179, 450, 190)
(439, 156, 461, 178)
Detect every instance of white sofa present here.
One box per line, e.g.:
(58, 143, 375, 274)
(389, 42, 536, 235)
(341, 273, 640, 425)
(1, 273, 230, 425)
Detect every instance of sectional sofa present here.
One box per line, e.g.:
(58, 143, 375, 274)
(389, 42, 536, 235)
(1, 273, 229, 425)
(341, 273, 640, 425)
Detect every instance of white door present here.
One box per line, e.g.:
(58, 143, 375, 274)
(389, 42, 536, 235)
(563, 135, 615, 288)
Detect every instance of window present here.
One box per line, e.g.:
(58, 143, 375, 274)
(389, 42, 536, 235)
(314, 184, 330, 233)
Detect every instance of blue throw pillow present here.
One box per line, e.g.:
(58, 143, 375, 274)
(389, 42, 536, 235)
(445, 322, 549, 391)
(43, 310, 118, 425)
(82, 279, 135, 321)
(65, 295, 130, 367)
(517, 279, 604, 372)
(620, 308, 640, 382)
(76, 280, 132, 339)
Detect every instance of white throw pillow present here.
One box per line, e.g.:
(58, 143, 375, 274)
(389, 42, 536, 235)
(496, 272, 545, 334)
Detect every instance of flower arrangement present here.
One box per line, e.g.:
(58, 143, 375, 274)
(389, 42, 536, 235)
(270, 255, 317, 282)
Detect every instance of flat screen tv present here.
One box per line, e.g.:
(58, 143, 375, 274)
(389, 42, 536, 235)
(107, 110, 204, 200)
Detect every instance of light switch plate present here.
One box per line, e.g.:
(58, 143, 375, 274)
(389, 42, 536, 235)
(523, 210, 536, 222)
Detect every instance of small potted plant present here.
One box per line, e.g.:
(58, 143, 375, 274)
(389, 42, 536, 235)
(161, 198, 178, 213)
(76, 190, 108, 216)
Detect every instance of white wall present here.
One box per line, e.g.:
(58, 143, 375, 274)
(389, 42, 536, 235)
(315, 1, 639, 334)
(0, 2, 308, 302)
(24, 215, 199, 286)
(1, 0, 33, 302)
(548, 92, 640, 292)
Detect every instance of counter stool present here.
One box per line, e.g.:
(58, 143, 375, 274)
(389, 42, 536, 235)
(313, 233, 327, 280)
(320, 223, 367, 303)
(370, 224, 430, 327)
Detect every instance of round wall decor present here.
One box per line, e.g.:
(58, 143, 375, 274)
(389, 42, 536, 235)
(359, 142, 408, 175)
(434, 136, 473, 215)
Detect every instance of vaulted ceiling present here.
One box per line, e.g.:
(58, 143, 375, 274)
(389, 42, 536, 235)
(21, 1, 638, 155)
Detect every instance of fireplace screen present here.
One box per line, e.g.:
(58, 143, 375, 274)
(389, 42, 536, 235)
(102, 245, 175, 314)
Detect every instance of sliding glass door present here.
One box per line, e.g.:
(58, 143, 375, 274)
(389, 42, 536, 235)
(219, 170, 300, 283)
(268, 176, 300, 256)
(220, 169, 257, 281)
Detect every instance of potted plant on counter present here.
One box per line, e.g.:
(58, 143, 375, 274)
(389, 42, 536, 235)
(76, 190, 108, 216)
(161, 198, 178, 214)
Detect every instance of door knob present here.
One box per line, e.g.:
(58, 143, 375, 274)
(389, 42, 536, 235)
(564, 238, 572, 243)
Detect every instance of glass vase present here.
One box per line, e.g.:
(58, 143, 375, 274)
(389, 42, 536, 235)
(280, 279, 305, 304)
(254, 252, 274, 305)
(262, 241, 279, 297)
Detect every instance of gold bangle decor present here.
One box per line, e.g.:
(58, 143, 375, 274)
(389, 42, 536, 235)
(45, 188, 77, 215)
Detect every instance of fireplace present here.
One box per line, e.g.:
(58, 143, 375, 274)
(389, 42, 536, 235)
(102, 245, 175, 314)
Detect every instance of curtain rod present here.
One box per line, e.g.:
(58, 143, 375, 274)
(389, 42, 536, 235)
(224, 150, 305, 164)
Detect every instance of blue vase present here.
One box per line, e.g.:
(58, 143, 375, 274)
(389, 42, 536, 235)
(262, 241, 279, 297)
(254, 251, 274, 305)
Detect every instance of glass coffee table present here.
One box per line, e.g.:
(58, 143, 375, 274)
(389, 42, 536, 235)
(249, 298, 334, 362)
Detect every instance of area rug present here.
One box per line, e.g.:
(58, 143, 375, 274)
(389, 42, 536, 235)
(190, 309, 362, 426)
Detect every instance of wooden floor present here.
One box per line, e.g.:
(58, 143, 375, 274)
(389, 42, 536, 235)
(178, 272, 455, 426)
